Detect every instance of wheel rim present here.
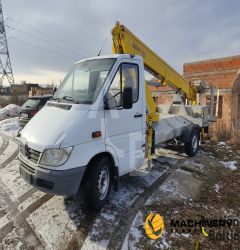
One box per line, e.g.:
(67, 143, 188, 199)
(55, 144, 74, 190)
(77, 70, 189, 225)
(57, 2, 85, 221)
(97, 166, 109, 200)
(192, 134, 198, 152)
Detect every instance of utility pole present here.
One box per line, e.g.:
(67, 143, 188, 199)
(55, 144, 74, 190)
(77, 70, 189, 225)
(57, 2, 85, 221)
(0, 0, 14, 89)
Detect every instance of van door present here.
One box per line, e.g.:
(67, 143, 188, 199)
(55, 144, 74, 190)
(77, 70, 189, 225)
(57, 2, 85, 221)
(104, 61, 144, 175)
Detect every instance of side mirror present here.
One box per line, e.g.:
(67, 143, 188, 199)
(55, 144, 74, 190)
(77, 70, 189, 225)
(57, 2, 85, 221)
(123, 87, 133, 109)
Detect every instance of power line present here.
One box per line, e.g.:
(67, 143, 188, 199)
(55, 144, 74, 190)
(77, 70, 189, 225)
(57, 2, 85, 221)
(7, 24, 86, 58)
(0, 0, 14, 86)
(10, 36, 78, 61)
(4, 15, 93, 55)
(21, 0, 101, 45)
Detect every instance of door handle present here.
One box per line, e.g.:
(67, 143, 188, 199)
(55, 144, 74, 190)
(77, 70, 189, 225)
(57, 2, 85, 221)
(134, 113, 143, 118)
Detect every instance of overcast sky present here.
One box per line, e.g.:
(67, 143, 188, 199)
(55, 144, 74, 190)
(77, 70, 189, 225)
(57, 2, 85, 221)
(2, 0, 240, 84)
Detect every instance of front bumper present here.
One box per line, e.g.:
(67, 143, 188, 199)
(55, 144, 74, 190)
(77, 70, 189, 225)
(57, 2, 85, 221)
(19, 156, 87, 196)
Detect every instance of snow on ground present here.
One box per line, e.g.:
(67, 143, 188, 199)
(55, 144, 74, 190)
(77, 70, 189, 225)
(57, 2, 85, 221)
(0, 228, 25, 250)
(26, 196, 79, 250)
(185, 160, 205, 169)
(121, 211, 144, 250)
(214, 183, 220, 193)
(220, 160, 237, 170)
(0, 214, 10, 230)
(0, 159, 31, 200)
(1, 125, 236, 249)
(0, 193, 7, 211)
(0, 104, 21, 118)
(0, 135, 3, 148)
(218, 141, 226, 146)
(81, 218, 110, 250)
(0, 117, 20, 136)
(18, 191, 45, 212)
(81, 162, 166, 249)
(146, 169, 202, 205)
(157, 233, 172, 249)
(0, 139, 18, 165)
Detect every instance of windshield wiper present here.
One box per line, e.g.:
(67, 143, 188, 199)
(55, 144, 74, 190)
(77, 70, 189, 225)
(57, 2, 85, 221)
(51, 97, 60, 102)
(62, 96, 79, 104)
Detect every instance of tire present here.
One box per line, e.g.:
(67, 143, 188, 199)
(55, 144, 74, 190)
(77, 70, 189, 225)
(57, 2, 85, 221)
(84, 157, 112, 211)
(184, 128, 199, 157)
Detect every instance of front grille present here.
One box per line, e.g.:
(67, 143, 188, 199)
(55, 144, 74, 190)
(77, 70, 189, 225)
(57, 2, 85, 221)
(20, 144, 41, 164)
(20, 159, 36, 174)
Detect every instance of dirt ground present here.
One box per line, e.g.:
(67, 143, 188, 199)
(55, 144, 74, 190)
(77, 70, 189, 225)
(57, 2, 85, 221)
(136, 142, 240, 250)
(0, 130, 240, 250)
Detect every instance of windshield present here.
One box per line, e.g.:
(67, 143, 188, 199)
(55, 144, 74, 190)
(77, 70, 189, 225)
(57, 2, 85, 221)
(22, 99, 40, 109)
(54, 58, 116, 104)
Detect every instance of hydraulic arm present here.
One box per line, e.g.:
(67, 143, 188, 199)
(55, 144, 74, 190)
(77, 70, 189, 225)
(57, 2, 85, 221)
(112, 22, 197, 122)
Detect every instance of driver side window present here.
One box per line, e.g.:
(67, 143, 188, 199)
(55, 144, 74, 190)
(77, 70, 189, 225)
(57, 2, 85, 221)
(106, 68, 122, 109)
(106, 63, 139, 109)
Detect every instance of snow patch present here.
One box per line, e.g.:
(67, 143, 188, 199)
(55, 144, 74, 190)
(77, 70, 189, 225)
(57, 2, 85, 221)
(159, 234, 171, 249)
(121, 211, 144, 250)
(0, 104, 21, 118)
(0, 214, 10, 229)
(0, 159, 31, 200)
(0, 117, 20, 136)
(218, 141, 226, 146)
(0, 229, 23, 250)
(81, 217, 110, 250)
(220, 160, 237, 170)
(27, 196, 79, 250)
(18, 191, 45, 212)
(214, 184, 220, 193)
(0, 135, 3, 149)
(0, 139, 18, 165)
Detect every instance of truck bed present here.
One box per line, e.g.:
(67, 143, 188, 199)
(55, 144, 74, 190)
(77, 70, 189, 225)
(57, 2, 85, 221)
(153, 113, 191, 144)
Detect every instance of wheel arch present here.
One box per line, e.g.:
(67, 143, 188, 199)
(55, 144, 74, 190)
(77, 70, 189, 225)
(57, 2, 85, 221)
(80, 151, 117, 187)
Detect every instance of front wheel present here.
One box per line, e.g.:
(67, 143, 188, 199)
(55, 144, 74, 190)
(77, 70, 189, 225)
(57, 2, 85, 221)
(84, 157, 112, 211)
(184, 129, 199, 157)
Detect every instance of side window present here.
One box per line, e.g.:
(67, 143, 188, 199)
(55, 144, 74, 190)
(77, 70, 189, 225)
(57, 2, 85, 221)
(122, 64, 139, 102)
(106, 68, 122, 108)
(106, 63, 139, 109)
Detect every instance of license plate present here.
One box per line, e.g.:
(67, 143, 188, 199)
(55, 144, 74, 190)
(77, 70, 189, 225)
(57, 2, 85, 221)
(20, 168, 32, 184)
(21, 113, 28, 118)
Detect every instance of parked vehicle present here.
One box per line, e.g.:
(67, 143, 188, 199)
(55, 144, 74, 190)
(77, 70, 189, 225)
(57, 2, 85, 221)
(19, 95, 52, 128)
(18, 23, 216, 210)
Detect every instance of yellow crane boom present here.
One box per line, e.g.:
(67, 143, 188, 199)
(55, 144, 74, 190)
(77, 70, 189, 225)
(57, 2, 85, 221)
(112, 22, 197, 121)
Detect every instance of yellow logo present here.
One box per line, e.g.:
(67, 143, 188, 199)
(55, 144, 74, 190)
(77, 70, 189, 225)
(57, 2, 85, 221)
(145, 212, 164, 240)
(202, 227, 208, 237)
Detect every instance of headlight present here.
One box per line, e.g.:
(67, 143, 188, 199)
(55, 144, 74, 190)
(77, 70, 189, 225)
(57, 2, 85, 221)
(40, 147, 73, 166)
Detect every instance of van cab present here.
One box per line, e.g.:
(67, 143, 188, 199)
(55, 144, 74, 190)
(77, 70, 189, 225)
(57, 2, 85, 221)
(19, 55, 146, 210)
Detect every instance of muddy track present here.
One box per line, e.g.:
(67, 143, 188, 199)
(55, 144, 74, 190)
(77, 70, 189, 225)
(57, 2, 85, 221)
(0, 147, 19, 169)
(0, 133, 19, 169)
(107, 169, 173, 250)
(66, 210, 98, 250)
(0, 134, 9, 155)
(0, 175, 53, 246)
(0, 133, 45, 246)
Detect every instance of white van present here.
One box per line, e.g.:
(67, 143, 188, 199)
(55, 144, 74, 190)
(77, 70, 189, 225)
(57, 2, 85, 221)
(19, 55, 205, 210)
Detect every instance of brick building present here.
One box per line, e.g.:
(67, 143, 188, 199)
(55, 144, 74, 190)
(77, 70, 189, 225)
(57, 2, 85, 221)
(183, 55, 240, 135)
(148, 55, 240, 137)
